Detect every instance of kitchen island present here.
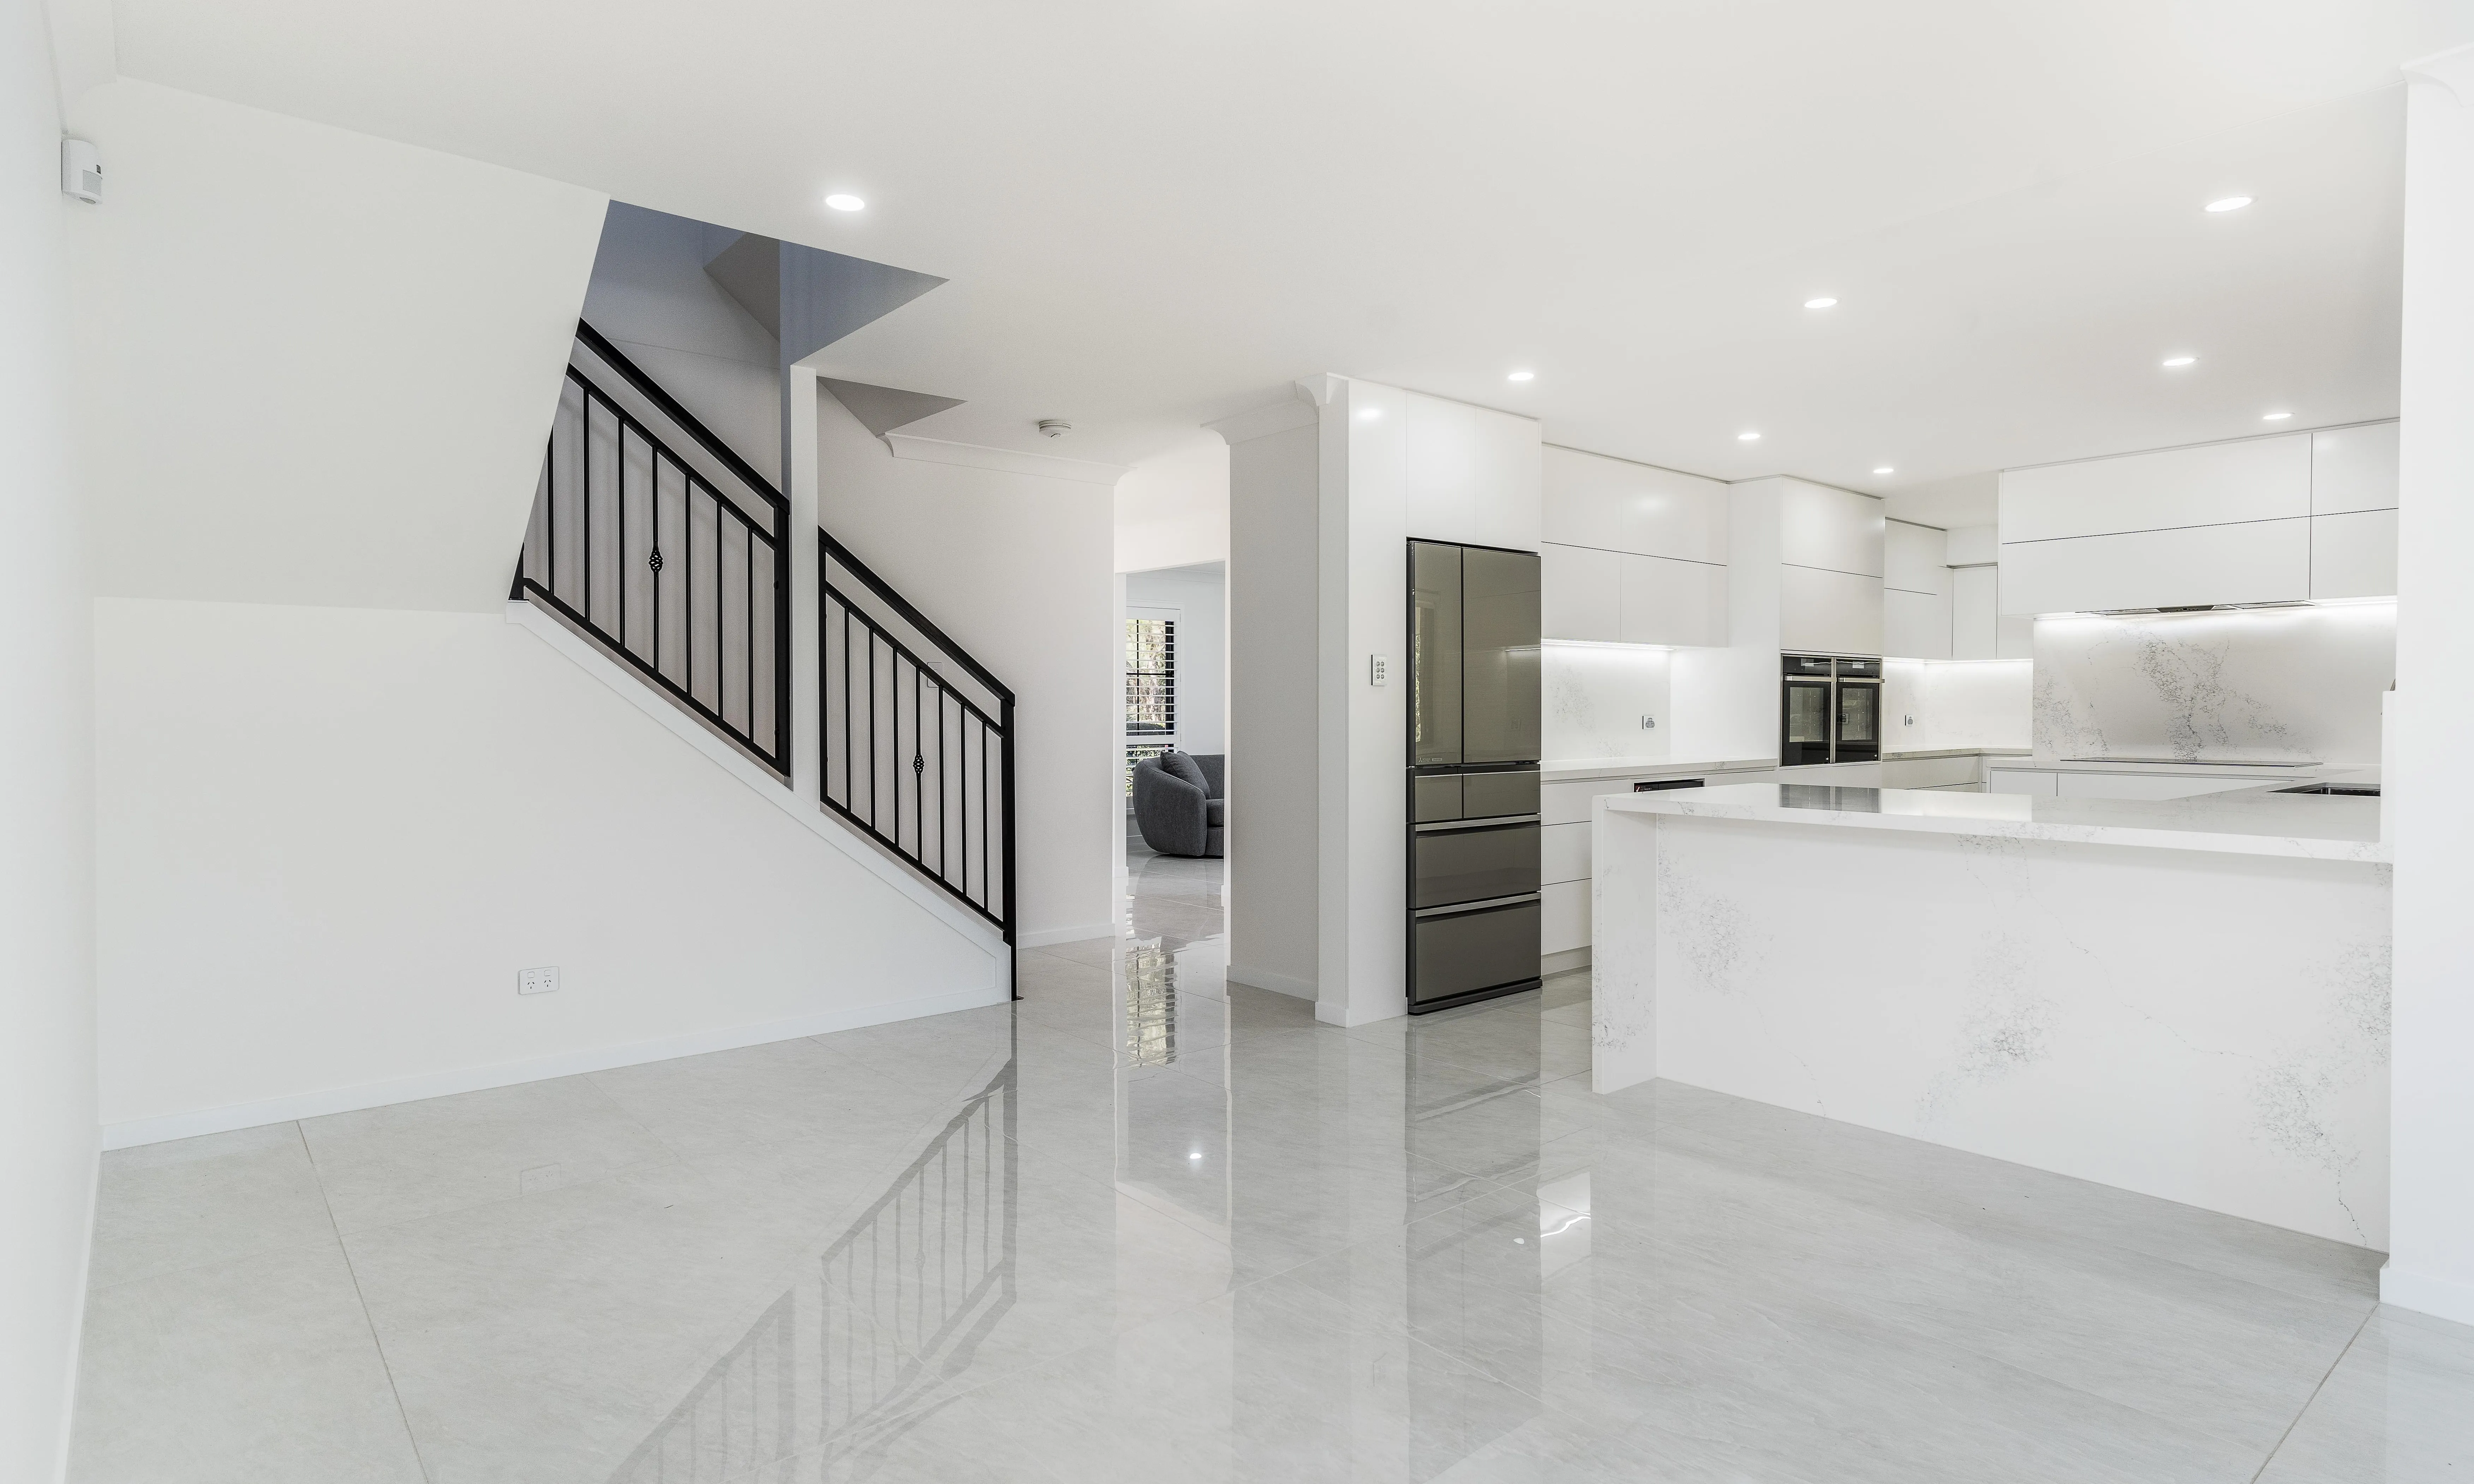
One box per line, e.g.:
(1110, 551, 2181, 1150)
(1591, 782, 2391, 1247)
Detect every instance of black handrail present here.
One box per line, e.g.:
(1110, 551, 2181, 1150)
(821, 531, 1016, 971)
(515, 334, 791, 777)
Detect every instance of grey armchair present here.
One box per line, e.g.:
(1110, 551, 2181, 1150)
(1132, 751, 1225, 857)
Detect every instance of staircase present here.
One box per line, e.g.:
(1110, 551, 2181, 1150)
(517, 321, 1015, 983)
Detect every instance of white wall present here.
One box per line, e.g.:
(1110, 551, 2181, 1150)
(68, 80, 607, 613)
(1124, 562, 1226, 757)
(815, 392, 1117, 944)
(580, 202, 783, 486)
(94, 599, 1000, 1138)
(1219, 402, 1322, 1001)
(1116, 433, 1228, 573)
(2389, 41, 2474, 1327)
(3, 0, 97, 1474)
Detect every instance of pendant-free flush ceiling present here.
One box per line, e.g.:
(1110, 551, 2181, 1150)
(98, 0, 2463, 487)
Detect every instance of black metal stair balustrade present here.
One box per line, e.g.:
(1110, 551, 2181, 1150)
(515, 325, 791, 777)
(820, 531, 1016, 948)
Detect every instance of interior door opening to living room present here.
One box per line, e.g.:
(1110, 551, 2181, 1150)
(1123, 562, 1227, 861)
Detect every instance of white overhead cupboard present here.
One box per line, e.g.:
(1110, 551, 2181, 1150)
(1997, 423, 2397, 614)
(1883, 519, 1952, 660)
(1777, 480, 1885, 655)
(1539, 447, 1729, 647)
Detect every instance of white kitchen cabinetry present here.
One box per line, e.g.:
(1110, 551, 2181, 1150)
(2312, 509, 2400, 600)
(2000, 518, 2311, 615)
(1884, 588, 1951, 659)
(1618, 553, 1727, 646)
(1781, 481, 1885, 576)
(1986, 766, 2058, 797)
(1884, 520, 1946, 592)
(1881, 755, 1982, 787)
(1538, 761, 1773, 956)
(1951, 567, 1997, 660)
(1541, 542, 1728, 646)
(1540, 445, 1731, 647)
(2055, 772, 2267, 800)
(2311, 423, 2401, 515)
(1543, 446, 1727, 563)
(2000, 434, 2309, 542)
(1780, 564, 1883, 655)
(1540, 543, 1621, 641)
(1403, 391, 1542, 552)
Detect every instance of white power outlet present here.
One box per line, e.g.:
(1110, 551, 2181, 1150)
(517, 966, 560, 996)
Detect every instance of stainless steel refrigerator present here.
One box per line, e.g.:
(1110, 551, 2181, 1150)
(1408, 540, 1542, 1013)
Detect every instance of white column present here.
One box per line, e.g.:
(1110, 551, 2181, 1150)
(783, 365, 822, 805)
(2386, 41, 2474, 1326)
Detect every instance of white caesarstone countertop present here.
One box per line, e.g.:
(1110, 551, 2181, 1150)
(1601, 781, 2387, 862)
(1540, 756, 1771, 784)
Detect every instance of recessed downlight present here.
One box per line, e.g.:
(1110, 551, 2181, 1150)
(2161, 355, 2197, 368)
(2205, 196, 2253, 213)
(1738, 431, 1762, 442)
(1804, 297, 1838, 310)
(1357, 408, 1381, 421)
(2262, 410, 2293, 421)
(1873, 466, 1894, 475)
(824, 193, 866, 212)
(1507, 370, 1535, 382)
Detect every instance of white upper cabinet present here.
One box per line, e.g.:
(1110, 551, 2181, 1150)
(1402, 390, 1542, 551)
(1618, 552, 1728, 647)
(1952, 567, 1997, 660)
(2311, 423, 2400, 515)
(2000, 518, 2311, 614)
(1779, 480, 1884, 576)
(1540, 543, 1621, 641)
(1884, 519, 1948, 593)
(1884, 585, 1952, 659)
(1999, 433, 2309, 543)
(1780, 565, 1883, 655)
(1541, 445, 1727, 564)
(2312, 509, 2400, 599)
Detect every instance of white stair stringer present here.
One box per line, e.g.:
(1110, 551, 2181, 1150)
(505, 599, 1014, 972)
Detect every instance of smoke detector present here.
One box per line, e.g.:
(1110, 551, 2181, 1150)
(1036, 419, 1071, 439)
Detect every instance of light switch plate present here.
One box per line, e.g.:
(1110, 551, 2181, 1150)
(1369, 655, 1388, 686)
(518, 966, 560, 996)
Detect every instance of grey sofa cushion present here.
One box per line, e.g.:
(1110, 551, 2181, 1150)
(1160, 751, 1208, 791)
(1194, 753, 1226, 799)
(1206, 798, 1225, 827)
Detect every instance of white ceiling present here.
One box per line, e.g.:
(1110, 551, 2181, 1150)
(104, 0, 2474, 497)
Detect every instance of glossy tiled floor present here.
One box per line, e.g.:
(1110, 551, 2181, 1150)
(70, 840, 2474, 1483)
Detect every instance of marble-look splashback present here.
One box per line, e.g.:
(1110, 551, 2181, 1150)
(2033, 604, 2395, 766)
(1885, 659, 2032, 752)
(1544, 642, 1670, 763)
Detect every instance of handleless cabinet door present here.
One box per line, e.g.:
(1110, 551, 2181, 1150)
(1411, 541, 1463, 766)
(1618, 553, 1728, 647)
(1462, 547, 1541, 763)
(1540, 542, 1620, 641)
(2311, 423, 2400, 515)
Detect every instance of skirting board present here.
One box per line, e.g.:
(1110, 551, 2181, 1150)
(1020, 921, 1117, 949)
(101, 983, 1008, 1150)
(1542, 947, 1592, 975)
(2381, 1263, 2474, 1327)
(1228, 963, 1315, 1000)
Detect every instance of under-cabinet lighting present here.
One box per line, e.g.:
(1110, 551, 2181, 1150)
(1507, 370, 1535, 382)
(2161, 355, 2197, 368)
(1543, 638, 1677, 653)
(1804, 297, 1837, 310)
(824, 193, 866, 212)
(2205, 196, 2253, 213)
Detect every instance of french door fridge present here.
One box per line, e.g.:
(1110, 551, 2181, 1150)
(1409, 540, 1542, 1013)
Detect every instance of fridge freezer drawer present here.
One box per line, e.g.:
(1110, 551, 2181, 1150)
(1412, 819, 1542, 910)
(1412, 898, 1542, 1008)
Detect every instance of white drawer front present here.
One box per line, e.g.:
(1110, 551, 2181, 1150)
(1986, 767, 2057, 797)
(2054, 772, 2278, 800)
(1542, 879, 1592, 954)
(1541, 821, 1593, 884)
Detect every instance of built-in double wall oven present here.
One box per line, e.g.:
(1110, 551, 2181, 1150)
(1409, 539, 1542, 1013)
(1781, 653, 1882, 767)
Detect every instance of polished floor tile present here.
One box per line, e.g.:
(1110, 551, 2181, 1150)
(71, 850, 2474, 1483)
